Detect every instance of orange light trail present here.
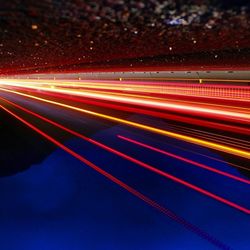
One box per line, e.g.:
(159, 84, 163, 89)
(6, 94, 250, 186)
(20, 87, 250, 136)
(1, 79, 250, 100)
(0, 87, 249, 159)
(0, 80, 249, 123)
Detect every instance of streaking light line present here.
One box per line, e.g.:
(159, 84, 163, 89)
(168, 123, 250, 147)
(142, 135, 250, 172)
(1, 80, 250, 118)
(117, 135, 250, 185)
(1, 81, 249, 121)
(164, 129, 249, 150)
(27, 89, 250, 136)
(0, 87, 249, 159)
(4, 80, 250, 110)
(0, 104, 230, 250)
(0, 97, 249, 215)
(1, 78, 250, 101)
(1, 94, 249, 183)
(3, 95, 247, 170)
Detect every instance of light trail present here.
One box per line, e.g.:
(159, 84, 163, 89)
(117, 135, 250, 184)
(2, 92, 248, 171)
(1, 80, 249, 123)
(11, 88, 250, 136)
(136, 135, 250, 173)
(0, 97, 249, 214)
(7, 79, 249, 113)
(0, 104, 231, 250)
(163, 126, 249, 150)
(168, 123, 250, 146)
(28, 84, 250, 112)
(0, 87, 249, 159)
(1, 80, 250, 116)
(1, 79, 250, 101)
(124, 77, 250, 84)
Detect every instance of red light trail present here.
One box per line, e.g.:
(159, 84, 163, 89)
(7, 87, 249, 135)
(0, 97, 249, 215)
(0, 79, 249, 124)
(117, 135, 250, 185)
(0, 85, 249, 159)
(0, 104, 231, 250)
(1, 79, 250, 100)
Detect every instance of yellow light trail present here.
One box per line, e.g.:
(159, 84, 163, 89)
(0, 80, 249, 122)
(0, 87, 249, 159)
(1, 79, 250, 113)
(1, 79, 250, 102)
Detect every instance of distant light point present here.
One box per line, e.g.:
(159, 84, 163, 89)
(31, 24, 38, 30)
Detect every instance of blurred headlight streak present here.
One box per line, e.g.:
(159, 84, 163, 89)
(0, 84, 249, 159)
